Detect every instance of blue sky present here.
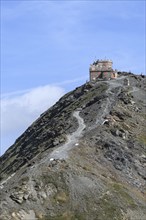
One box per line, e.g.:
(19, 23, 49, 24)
(1, 0, 145, 155)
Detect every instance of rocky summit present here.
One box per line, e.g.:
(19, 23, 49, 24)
(0, 72, 146, 220)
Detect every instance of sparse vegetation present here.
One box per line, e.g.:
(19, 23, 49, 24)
(97, 194, 123, 220)
(1, 73, 146, 219)
(41, 212, 83, 220)
(54, 191, 69, 203)
(112, 183, 136, 208)
(138, 134, 146, 146)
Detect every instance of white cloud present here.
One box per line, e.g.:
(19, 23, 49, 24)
(1, 85, 65, 154)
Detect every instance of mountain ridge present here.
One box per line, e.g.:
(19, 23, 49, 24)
(0, 72, 146, 220)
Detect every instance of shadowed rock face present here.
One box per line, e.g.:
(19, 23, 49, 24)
(0, 72, 146, 220)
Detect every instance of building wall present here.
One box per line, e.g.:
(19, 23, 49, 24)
(90, 71, 101, 81)
(102, 72, 112, 79)
(97, 61, 112, 69)
(89, 60, 117, 81)
(90, 71, 117, 81)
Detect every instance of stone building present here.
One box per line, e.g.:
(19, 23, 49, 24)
(89, 59, 117, 81)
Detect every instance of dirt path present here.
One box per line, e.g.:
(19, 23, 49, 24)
(128, 86, 139, 94)
(30, 110, 86, 170)
(95, 76, 140, 126)
(50, 111, 86, 159)
(95, 77, 124, 125)
(19, 111, 86, 195)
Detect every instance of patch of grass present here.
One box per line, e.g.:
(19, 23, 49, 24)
(96, 182, 137, 220)
(74, 213, 86, 220)
(40, 171, 68, 190)
(82, 165, 92, 172)
(138, 134, 146, 146)
(97, 194, 123, 220)
(112, 183, 136, 208)
(55, 191, 68, 203)
(40, 212, 84, 220)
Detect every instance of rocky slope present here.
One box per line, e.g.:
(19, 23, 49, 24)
(0, 72, 146, 220)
